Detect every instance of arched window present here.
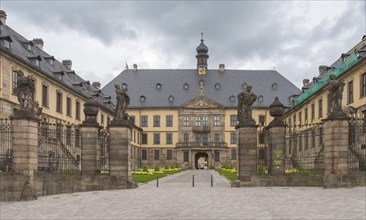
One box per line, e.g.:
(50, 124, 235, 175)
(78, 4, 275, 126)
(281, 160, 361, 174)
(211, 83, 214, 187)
(140, 95, 146, 102)
(156, 83, 162, 90)
(215, 83, 220, 90)
(230, 95, 235, 102)
(168, 95, 174, 102)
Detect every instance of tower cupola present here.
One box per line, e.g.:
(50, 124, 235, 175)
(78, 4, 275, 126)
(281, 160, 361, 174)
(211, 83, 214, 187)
(196, 33, 209, 75)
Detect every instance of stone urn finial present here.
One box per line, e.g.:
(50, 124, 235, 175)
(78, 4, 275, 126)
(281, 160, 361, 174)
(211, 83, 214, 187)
(83, 97, 99, 125)
(268, 96, 285, 127)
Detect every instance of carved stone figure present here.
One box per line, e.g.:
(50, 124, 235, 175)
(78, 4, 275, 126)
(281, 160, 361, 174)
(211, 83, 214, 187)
(115, 84, 130, 120)
(237, 85, 257, 124)
(15, 70, 35, 112)
(328, 74, 344, 113)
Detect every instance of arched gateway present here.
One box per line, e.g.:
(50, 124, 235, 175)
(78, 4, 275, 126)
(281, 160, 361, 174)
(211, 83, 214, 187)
(195, 152, 208, 169)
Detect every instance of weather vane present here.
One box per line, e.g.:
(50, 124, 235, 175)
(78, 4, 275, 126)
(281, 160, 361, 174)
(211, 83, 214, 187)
(201, 32, 204, 40)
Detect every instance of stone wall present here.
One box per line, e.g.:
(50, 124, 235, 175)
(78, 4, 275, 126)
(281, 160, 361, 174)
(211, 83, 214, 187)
(0, 173, 136, 202)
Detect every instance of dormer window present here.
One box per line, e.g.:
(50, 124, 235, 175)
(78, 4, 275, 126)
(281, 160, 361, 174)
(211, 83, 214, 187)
(215, 83, 220, 90)
(168, 95, 174, 102)
(122, 83, 127, 89)
(258, 95, 264, 102)
(242, 82, 248, 90)
(271, 83, 277, 90)
(0, 36, 12, 50)
(23, 42, 33, 52)
(183, 83, 189, 90)
(140, 95, 146, 102)
(156, 83, 162, 90)
(53, 71, 64, 80)
(45, 56, 55, 66)
(28, 55, 42, 67)
(230, 95, 235, 102)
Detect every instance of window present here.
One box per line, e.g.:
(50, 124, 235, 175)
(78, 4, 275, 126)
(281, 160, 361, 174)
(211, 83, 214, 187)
(259, 115, 265, 126)
(304, 108, 308, 124)
(154, 150, 160, 160)
(293, 115, 297, 127)
(305, 132, 309, 149)
(66, 126, 72, 145)
(142, 133, 148, 144)
(122, 83, 127, 89)
(214, 116, 220, 126)
(141, 115, 148, 127)
(229, 95, 235, 102)
(319, 128, 323, 145)
(298, 112, 302, 127)
(168, 95, 174, 102)
(42, 84, 48, 107)
(214, 133, 220, 143)
(101, 114, 104, 126)
(56, 91, 63, 113)
(66, 97, 72, 117)
(153, 115, 160, 127)
(312, 130, 316, 148)
(183, 151, 189, 162)
(230, 115, 237, 127)
(24, 43, 32, 51)
(75, 101, 80, 120)
(195, 134, 201, 143)
(140, 95, 145, 102)
(183, 83, 189, 90)
(202, 133, 208, 143)
(215, 83, 220, 90)
(318, 99, 323, 118)
(183, 116, 189, 126)
(142, 150, 147, 160)
(231, 149, 237, 160)
(166, 115, 173, 127)
(75, 129, 80, 148)
(130, 115, 135, 124)
(12, 70, 18, 93)
(230, 133, 237, 144)
(167, 150, 173, 160)
(258, 95, 264, 102)
(153, 133, 160, 144)
(183, 133, 189, 143)
(361, 73, 366, 97)
(259, 131, 265, 144)
(107, 117, 110, 126)
(348, 80, 353, 104)
(166, 133, 173, 145)
(214, 151, 220, 162)
(271, 83, 277, 90)
(311, 103, 315, 122)
(195, 116, 208, 126)
(156, 83, 162, 90)
(0, 37, 12, 49)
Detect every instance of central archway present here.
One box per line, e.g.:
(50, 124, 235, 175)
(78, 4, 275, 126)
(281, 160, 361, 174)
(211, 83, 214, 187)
(195, 152, 208, 169)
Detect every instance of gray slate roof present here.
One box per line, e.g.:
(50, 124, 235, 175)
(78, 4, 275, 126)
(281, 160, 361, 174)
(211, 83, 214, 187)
(102, 69, 301, 108)
(0, 23, 115, 114)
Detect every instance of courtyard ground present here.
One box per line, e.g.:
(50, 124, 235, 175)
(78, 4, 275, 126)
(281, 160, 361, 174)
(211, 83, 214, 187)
(0, 170, 365, 220)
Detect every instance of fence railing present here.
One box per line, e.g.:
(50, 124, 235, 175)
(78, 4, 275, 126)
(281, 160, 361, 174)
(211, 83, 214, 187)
(0, 118, 12, 173)
(257, 126, 269, 174)
(285, 122, 324, 170)
(38, 122, 80, 173)
(99, 128, 110, 174)
(348, 118, 366, 172)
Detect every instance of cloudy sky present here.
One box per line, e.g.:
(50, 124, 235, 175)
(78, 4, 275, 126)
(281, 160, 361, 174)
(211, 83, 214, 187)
(1, 1, 365, 89)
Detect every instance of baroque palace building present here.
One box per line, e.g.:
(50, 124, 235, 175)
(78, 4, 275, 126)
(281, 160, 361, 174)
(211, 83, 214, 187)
(102, 36, 300, 169)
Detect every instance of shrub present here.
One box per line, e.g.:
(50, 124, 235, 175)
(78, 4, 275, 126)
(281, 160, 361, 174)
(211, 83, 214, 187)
(165, 165, 169, 169)
(143, 166, 148, 172)
(170, 164, 175, 169)
(257, 164, 268, 174)
(154, 165, 160, 171)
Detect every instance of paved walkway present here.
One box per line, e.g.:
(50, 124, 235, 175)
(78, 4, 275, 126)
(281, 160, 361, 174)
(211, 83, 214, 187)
(1, 170, 365, 220)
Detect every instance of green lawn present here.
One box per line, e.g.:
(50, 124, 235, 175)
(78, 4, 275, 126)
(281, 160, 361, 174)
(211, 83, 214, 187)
(132, 169, 183, 183)
(216, 169, 237, 182)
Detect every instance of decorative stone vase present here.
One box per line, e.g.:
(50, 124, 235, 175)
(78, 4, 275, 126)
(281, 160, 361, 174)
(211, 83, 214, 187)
(83, 97, 99, 125)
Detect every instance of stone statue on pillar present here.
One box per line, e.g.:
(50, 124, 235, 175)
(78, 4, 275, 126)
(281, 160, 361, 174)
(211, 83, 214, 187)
(115, 84, 130, 120)
(13, 70, 38, 119)
(328, 74, 347, 119)
(237, 85, 257, 126)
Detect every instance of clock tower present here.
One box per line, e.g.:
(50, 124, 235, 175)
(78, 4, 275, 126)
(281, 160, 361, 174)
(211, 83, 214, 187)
(196, 33, 209, 75)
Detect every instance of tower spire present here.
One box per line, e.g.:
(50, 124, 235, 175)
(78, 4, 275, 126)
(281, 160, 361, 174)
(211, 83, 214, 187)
(196, 33, 209, 75)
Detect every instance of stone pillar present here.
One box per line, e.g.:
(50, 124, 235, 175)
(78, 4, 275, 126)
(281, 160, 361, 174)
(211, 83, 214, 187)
(109, 119, 131, 187)
(11, 117, 39, 176)
(323, 118, 350, 187)
(236, 125, 258, 184)
(268, 97, 286, 175)
(81, 98, 100, 176)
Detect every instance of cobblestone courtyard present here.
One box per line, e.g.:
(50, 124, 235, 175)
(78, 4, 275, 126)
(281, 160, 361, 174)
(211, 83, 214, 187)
(1, 170, 365, 220)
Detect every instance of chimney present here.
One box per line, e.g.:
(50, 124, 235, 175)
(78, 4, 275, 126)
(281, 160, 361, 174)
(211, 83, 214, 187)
(92, 82, 101, 89)
(62, 60, 72, 70)
(0, 10, 7, 26)
(32, 38, 44, 50)
(133, 64, 138, 72)
(302, 79, 310, 91)
(219, 64, 225, 72)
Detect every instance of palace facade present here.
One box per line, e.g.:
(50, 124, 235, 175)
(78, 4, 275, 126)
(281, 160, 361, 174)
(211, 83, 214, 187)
(102, 37, 301, 169)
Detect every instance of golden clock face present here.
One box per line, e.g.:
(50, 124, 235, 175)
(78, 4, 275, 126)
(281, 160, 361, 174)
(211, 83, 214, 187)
(198, 67, 206, 75)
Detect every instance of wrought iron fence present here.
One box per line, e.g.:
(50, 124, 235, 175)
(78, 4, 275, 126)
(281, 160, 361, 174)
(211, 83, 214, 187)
(257, 126, 269, 174)
(0, 118, 12, 173)
(99, 128, 110, 174)
(38, 122, 80, 173)
(348, 117, 366, 172)
(285, 122, 324, 170)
